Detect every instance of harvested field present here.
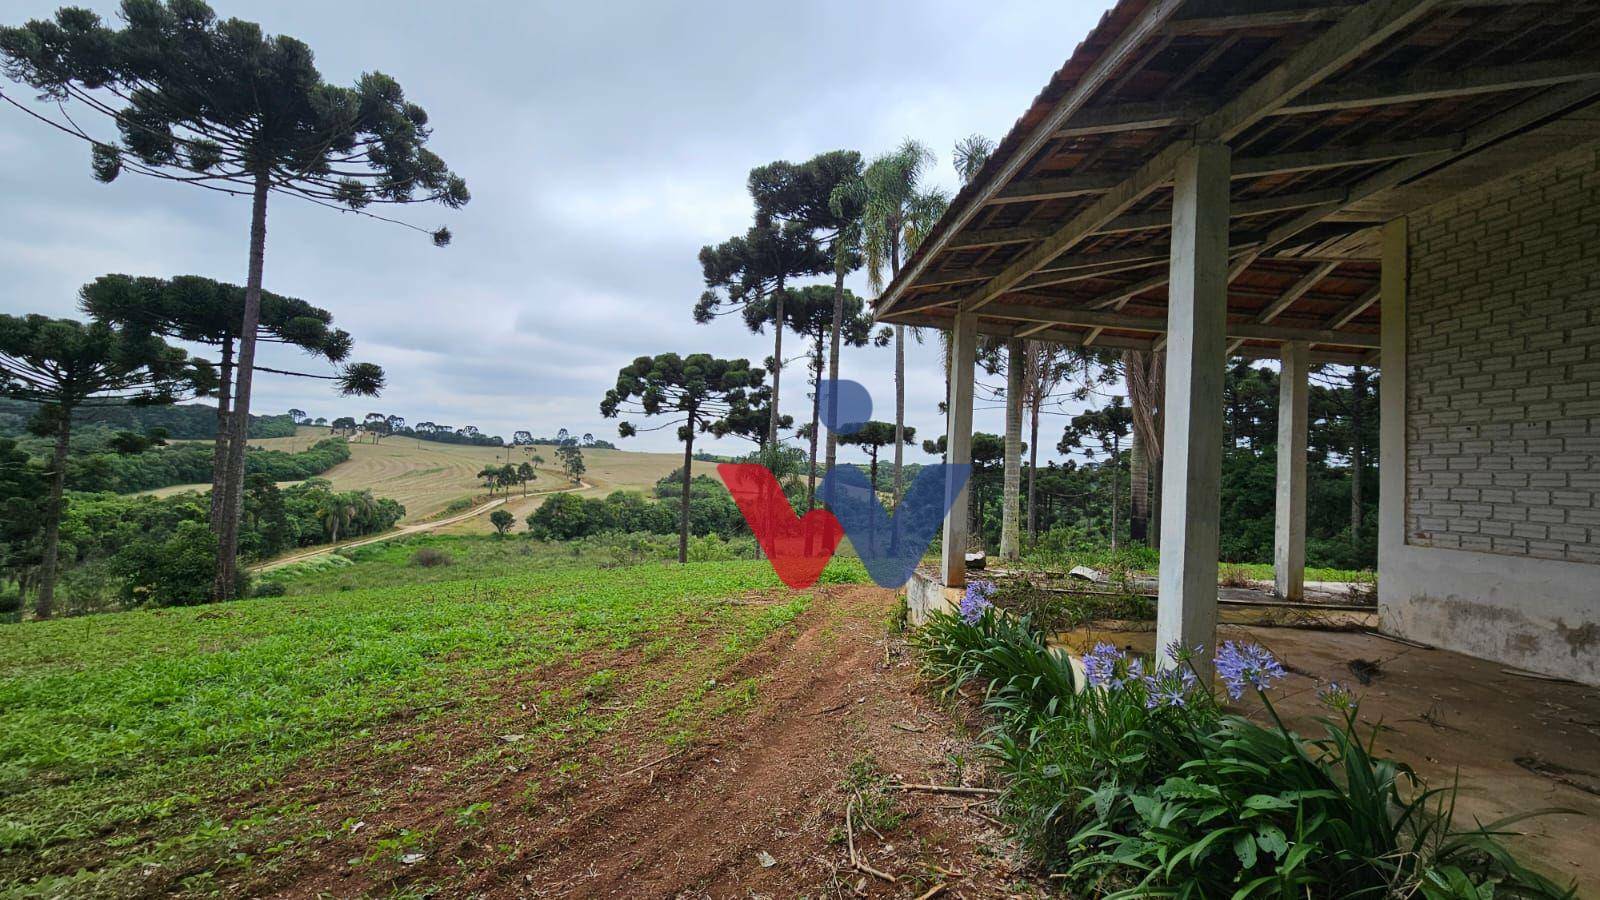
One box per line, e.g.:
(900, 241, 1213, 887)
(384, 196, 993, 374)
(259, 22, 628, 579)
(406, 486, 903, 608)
(145, 427, 681, 525)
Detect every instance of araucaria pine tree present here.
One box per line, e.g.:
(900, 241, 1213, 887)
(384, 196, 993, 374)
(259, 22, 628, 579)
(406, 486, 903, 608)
(1, 1, 469, 600)
(0, 314, 213, 618)
(600, 354, 763, 563)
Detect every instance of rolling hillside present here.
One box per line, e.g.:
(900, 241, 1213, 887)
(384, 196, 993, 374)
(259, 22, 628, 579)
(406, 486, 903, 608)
(145, 427, 682, 528)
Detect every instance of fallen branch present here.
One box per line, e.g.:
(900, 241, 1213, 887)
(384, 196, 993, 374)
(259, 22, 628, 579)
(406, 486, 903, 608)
(857, 860, 897, 883)
(844, 797, 896, 883)
(619, 748, 683, 777)
(913, 884, 946, 899)
(891, 721, 929, 733)
(845, 798, 857, 866)
(891, 782, 1001, 796)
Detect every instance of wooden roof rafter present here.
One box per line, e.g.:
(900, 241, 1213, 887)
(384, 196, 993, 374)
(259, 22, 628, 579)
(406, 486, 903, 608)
(874, 0, 1600, 356)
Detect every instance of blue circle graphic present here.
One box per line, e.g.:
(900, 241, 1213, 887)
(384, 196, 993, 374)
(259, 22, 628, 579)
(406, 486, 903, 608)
(818, 379, 872, 435)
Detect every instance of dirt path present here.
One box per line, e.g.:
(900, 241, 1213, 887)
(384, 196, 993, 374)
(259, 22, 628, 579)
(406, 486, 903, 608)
(225, 585, 1041, 898)
(250, 480, 591, 572)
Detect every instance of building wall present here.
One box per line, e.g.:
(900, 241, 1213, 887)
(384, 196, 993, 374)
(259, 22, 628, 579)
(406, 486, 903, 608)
(1404, 145, 1600, 563)
(1380, 143, 1600, 685)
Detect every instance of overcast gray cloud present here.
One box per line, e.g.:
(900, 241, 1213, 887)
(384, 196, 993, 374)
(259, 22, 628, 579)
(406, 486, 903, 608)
(0, 0, 1113, 461)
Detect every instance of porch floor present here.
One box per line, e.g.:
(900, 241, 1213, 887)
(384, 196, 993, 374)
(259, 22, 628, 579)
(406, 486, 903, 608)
(1054, 619, 1600, 894)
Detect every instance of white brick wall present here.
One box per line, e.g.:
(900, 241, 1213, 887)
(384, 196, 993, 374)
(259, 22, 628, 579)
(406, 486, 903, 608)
(1405, 144, 1600, 564)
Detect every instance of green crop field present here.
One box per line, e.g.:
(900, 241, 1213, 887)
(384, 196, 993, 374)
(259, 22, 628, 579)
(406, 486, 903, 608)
(0, 552, 868, 896)
(144, 427, 683, 525)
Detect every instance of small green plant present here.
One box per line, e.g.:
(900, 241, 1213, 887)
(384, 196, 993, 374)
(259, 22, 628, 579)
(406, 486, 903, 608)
(583, 669, 618, 702)
(842, 754, 906, 834)
(362, 826, 434, 866)
(453, 802, 492, 829)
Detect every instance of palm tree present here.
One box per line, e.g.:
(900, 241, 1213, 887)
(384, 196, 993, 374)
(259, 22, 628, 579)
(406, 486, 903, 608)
(953, 134, 995, 186)
(837, 139, 948, 506)
(317, 497, 356, 543)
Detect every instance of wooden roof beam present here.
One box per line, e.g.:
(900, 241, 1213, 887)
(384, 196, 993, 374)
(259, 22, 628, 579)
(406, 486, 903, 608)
(957, 0, 1438, 313)
(1048, 59, 1600, 140)
(1051, 98, 1213, 138)
(1197, 0, 1445, 143)
(981, 301, 1382, 348)
(1234, 345, 1376, 366)
(876, 0, 1189, 315)
(1233, 135, 1460, 176)
(1279, 57, 1600, 116)
(990, 173, 1122, 205)
(1257, 261, 1341, 323)
(1323, 286, 1381, 328)
(1164, 0, 1565, 36)
(991, 139, 1443, 208)
(890, 312, 1158, 351)
(1164, 1, 1355, 36)
(1262, 79, 1600, 255)
(1224, 258, 1340, 353)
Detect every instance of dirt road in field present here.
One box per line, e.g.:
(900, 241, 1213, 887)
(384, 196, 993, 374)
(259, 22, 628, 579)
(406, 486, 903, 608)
(249, 480, 591, 572)
(230, 585, 1042, 899)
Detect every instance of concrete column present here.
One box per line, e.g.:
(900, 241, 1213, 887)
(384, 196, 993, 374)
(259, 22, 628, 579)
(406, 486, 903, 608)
(1000, 338, 1024, 559)
(1274, 341, 1309, 600)
(941, 309, 978, 587)
(1156, 142, 1230, 681)
(1377, 218, 1408, 607)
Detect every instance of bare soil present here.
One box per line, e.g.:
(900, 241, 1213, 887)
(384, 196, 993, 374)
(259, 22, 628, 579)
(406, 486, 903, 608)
(214, 585, 1043, 899)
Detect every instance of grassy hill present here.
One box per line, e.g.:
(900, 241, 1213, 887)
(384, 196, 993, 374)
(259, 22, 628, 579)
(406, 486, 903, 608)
(146, 427, 682, 527)
(0, 551, 869, 895)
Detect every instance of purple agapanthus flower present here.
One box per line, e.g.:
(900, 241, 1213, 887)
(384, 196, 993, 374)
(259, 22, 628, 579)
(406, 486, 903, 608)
(1113, 656, 1145, 689)
(1317, 680, 1356, 712)
(1143, 666, 1199, 709)
(1164, 640, 1206, 665)
(1215, 640, 1287, 700)
(1081, 642, 1123, 688)
(959, 579, 995, 624)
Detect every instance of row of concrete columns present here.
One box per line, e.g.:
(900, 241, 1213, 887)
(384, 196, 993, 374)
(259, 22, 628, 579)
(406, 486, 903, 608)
(938, 142, 1314, 682)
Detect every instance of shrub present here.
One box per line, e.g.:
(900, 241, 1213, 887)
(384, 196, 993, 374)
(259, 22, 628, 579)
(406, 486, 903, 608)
(488, 508, 515, 535)
(914, 617, 1577, 899)
(1218, 563, 1254, 587)
(410, 547, 453, 568)
(990, 578, 1153, 632)
(109, 520, 242, 606)
(253, 580, 287, 598)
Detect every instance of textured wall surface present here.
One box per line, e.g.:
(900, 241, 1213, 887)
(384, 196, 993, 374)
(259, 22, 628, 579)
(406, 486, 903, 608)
(1405, 145, 1600, 564)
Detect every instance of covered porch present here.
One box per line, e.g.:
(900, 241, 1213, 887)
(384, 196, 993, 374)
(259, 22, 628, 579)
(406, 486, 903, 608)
(875, 0, 1600, 685)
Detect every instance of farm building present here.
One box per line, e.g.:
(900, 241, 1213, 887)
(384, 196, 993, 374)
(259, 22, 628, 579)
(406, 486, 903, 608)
(877, 0, 1600, 686)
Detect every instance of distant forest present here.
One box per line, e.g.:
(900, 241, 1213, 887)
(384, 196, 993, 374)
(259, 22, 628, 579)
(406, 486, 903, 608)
(0, 398, 295, 441)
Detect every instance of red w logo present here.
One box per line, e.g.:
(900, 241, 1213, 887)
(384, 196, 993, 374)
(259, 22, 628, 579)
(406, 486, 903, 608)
(716, 463, 844, 588)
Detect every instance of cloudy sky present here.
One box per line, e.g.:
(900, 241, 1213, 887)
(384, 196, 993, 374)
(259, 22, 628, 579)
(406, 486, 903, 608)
(0, 0, 1114, 462)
